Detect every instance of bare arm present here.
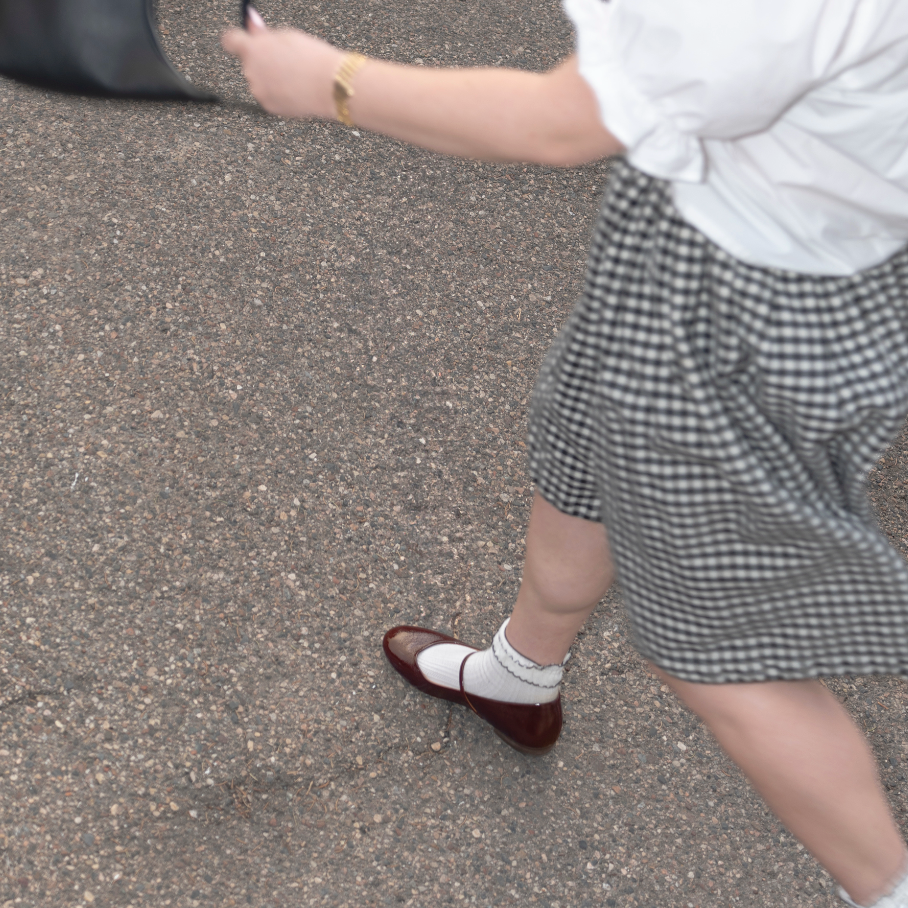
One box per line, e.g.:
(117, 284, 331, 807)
(222, 25, 623, 167)
(347, 54, 621, 166)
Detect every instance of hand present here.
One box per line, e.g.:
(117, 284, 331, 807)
(222, 12, 344, 121)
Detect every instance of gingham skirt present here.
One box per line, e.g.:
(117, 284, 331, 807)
(528, 158, 908, 683)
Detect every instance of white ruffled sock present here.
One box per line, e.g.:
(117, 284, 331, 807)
(415, 618, 564, 705)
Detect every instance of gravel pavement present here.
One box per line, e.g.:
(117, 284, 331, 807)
(3, 1, 908, 907)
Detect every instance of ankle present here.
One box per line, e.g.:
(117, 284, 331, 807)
(499, 618, 567, 672)
(840, 851, 908, 907)
(501, 605, 590, 667)
(461, 619, 563, 704)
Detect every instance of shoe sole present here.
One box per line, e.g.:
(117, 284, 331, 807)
(492, 727, 557, 756)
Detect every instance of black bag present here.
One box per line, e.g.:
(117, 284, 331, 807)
(0, 0, 216, 100)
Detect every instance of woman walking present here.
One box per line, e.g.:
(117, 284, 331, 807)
(224, 2, 908, 903)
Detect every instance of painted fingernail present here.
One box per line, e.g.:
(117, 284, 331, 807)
(247, 6, 266, 27)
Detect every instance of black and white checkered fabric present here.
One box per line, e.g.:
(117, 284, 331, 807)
(528, 158, 908, 683)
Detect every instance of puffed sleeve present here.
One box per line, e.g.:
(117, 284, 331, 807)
(563, 0, 859, 181)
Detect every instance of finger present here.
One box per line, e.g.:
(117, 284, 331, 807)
(221, 27, 249, 56)
(246, 6, 267, 30)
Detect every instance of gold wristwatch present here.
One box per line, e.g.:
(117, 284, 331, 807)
(333, 52, 368, 127)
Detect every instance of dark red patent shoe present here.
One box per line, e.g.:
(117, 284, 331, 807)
(382, 625, 562, 756)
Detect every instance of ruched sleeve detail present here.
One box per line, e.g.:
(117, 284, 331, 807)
(563, 0, 860, 183)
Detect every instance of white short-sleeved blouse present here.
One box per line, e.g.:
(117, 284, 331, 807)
(564, 0, 908, 274)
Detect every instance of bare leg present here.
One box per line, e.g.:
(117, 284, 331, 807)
(505, 492, 614, 665)
(655, 668, 907, 906)
(503, 493, 904, 904)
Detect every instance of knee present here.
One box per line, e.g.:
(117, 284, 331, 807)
(652, 665, 829, 739)
(650, 665, 743, 729)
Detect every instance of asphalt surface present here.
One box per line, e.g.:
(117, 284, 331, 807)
(3, 1, 908, 907)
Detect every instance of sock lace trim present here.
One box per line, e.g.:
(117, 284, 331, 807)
(490, 621, 563, 690)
